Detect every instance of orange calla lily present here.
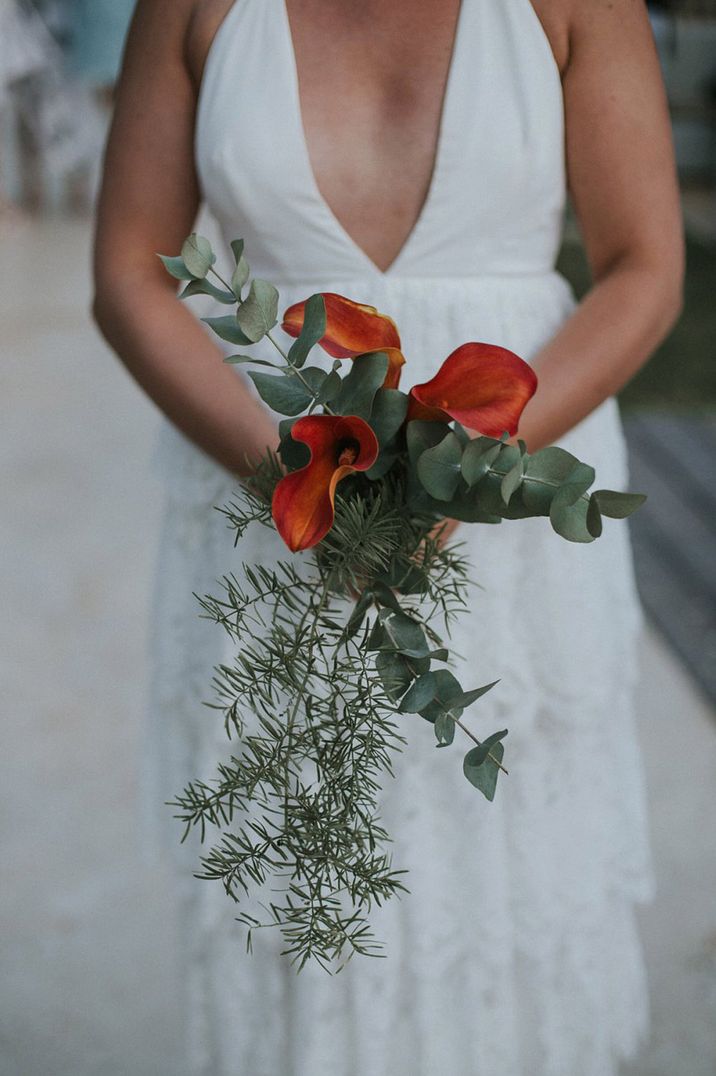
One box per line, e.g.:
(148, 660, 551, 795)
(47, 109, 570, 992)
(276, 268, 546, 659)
(282, 293, 406, 389)
(272, 415, 379, 552)
(408, 343, 538, 437)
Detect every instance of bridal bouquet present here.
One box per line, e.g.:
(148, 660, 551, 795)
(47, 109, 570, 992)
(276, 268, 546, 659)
(163, 234, 645, 970)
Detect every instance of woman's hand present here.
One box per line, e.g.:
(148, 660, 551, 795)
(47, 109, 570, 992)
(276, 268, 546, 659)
(429, 517, 461, 549)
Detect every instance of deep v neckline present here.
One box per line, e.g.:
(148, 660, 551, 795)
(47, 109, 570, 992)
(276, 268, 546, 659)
(280, 0, 466, 278)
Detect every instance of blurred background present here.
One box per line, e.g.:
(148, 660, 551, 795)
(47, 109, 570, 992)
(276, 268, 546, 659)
(1, 2, 715, 1074)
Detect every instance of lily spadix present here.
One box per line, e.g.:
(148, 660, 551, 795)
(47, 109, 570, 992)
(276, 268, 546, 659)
(272, 414, 379, 551)
(282, 292, 406, 389)
(408, 342, 538, 438)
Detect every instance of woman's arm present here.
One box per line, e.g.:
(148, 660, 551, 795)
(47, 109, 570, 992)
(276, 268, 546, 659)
(516, 0, 684, 453)
(92, 0, 279, 477)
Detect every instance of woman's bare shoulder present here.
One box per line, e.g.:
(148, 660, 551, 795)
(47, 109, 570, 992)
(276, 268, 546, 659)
(121, 0, 232, 95)
(532, 0, 658, 77)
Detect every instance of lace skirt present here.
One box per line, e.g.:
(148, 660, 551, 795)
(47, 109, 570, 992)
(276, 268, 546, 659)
(143, 271, 654, 1076)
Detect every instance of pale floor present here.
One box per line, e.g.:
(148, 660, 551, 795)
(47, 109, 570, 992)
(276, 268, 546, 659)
(1, 218, 715, 1076)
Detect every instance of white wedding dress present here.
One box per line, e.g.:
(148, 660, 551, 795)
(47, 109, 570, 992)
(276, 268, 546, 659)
(143, 1, 654, 1073)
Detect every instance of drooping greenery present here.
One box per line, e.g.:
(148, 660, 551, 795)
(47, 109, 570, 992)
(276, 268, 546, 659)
(163, 233, 646, 970)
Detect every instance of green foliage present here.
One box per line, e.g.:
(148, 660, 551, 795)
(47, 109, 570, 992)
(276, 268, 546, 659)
(368, 389, 409, 448)
(463, 732, 508, 801)
(407, 424, 645, 542)
(231, 255, 250, 299)
(180, 278, 236, 303)
(331, 352, 389, 418)
(158, 253, 193, 280)
(248, 367, 328, 416)
(202, 315, 254, 346)
(170, 466, 512, 969)
(181, 233, 215, 279)
(461, 436, 503, 486)
(592, 490, 647, 518)
(417, 431, 463, 501)
(167, 233, 649, 971)
(287, 293, 327, 368)
(236, 279, 280, 342)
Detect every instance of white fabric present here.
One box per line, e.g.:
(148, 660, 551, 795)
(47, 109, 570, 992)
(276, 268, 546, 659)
(144, 1, 654, 1073)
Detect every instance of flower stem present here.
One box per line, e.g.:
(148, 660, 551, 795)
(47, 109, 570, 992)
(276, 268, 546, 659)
(453, 716, 509, 775)
(266, 330, 337, 416)
(209, 266, 234, 293)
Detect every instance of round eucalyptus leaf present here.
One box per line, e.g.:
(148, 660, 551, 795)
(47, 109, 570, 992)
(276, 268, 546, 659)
(375, 651, 413, 701)
(158, 254, 194, 281)
(586, 495, 603, 538)
(434, 712, 456, 746)
(399, 673, 439, 713)
(224, 355, 278, 368)
(371, 580, 402, 613)
(412, 669, 465, 724)
(500, 458, 524, 506)
(378, 608, 431, 659)
(416, 431, 463, 501)
(521, 446, 584, 515)
(231, 255, 250, 299)
(331, 352, 389, 418)
(202, 316, 253, 347)
(463, 739, 506, 801)
(248, 370, 318, 416)
(406, 420, 451, 467)
(237, 279, 280, 342)
(445, 680, 500, 712)
(489, 442, 522, 476)
(278, 427, 311, 470)
(452, 421, 471, 447)
(593, 489, 647, 518)
(315, 369, 342, 405)
(343, 588, 375, 640)
(369, 389, 409, 446)
(180, 278, 235, 304)
(549, 484, 597, 543)
(181, 233, 215, 279)
(460, 437, 502, 487)
(287, 293, 327, 369)
(563, 461, 595, 497)
(367, 619, 389, 651)
(365, 449, 399, 481)
(525, 445, 580, 483)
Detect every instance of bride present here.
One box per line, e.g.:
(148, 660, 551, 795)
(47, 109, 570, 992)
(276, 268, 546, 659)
(92, 1, 683, 1073)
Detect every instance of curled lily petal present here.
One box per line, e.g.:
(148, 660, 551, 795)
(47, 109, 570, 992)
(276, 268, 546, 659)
(272, 414, 379, 552)
(282, 292, 406, 387)
(377, 347, 406, 390)
(408, 343, 538, 437)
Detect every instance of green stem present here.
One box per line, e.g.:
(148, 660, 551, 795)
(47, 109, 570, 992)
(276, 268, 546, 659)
(486, 465, 591, 504)
(282, 576, 333, 827)
(453, 715, 509, 775)
(266, 330, 337, 417)
(209, 265, 235, 293)
(374, 601, 509, 777)
(210, 265, 336, 417)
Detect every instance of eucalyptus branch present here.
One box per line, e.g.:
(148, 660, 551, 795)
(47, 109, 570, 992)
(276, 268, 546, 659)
(165, 232, 647, 970)
(209, 264, 235, 294)
(266, 329, 337, 416)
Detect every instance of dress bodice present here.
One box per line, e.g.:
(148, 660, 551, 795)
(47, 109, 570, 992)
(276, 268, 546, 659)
(195, 0, 566, 284)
